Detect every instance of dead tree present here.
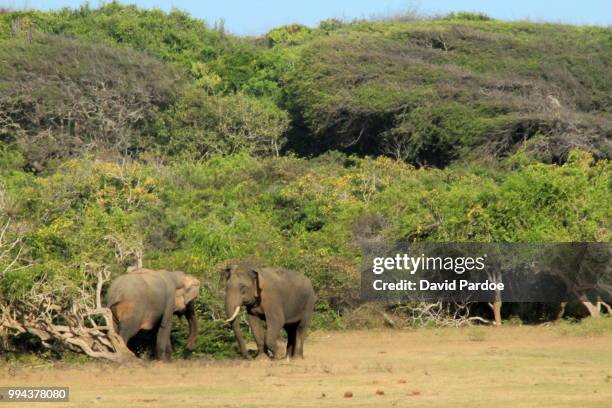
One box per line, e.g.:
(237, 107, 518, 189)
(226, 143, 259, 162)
(548, 244, 611, 318)
(1, 266, 135, 362)
(392, 301, 492, 327)
(0, 222, 134, 362)
(487, 269, 503, 326)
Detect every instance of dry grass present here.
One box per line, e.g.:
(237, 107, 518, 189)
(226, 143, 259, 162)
(1, 325, 611, 407)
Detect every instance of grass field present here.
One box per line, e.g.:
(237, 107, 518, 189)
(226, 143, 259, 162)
(1, 324, 611, 407)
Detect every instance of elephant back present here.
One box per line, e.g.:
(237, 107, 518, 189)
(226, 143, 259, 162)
(106, 271, 168, 307)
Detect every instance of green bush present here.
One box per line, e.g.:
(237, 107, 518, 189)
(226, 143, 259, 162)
(0, 3, 227, 68)
(266, 24, 313, 46)
(2, 4, 609, 167)
(158, 87, 290, 158)
(445, 12, 492, 21)
(1, 151, 609, 358)
(0, 34, 182, 170)
(282, 18, 610, 162)
(0, 4, 610, 360)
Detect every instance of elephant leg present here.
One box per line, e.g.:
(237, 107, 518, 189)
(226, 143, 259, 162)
(247, 314, 266, 358)
(155, 326, 172, 361)
(147, 331, 158, 360)
(118, 322, 140, 346)
(295, 309, 313, 359)
(295, 324, 307, 359)
(264, 320, 283, 359)
(295, 298, 314, 359)
(155, 306, 174, 361)
(284, 323, 297, 358)
(112, 303, 141, 345)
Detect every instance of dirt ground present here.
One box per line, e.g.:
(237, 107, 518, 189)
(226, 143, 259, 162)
(1, 326, 611, 408)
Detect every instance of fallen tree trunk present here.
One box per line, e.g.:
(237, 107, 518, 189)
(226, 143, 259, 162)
(0, 267, 135, 362)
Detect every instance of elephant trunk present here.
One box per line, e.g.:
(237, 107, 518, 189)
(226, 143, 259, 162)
(225, 291, 242, 323)
(184, 301, 198, 352)
(225, 293, 248, 357)
(232, 318, 248, 357)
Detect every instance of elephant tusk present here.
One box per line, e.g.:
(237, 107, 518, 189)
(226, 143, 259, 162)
(225, 306, 241, 323)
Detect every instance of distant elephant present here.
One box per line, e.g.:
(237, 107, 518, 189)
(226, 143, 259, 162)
(224, 263, 315, 359)
(106, 268, 200, 360)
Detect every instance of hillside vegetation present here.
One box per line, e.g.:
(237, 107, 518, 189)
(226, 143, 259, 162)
(0, 4, 610, 358)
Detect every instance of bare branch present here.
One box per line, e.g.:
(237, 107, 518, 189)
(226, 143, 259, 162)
(0, 235, 135, 362)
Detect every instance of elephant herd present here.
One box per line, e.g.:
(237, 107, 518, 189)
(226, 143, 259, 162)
(105, 262, 316, 361)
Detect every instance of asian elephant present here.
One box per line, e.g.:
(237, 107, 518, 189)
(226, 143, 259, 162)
(224, 263, 315, 359)
(106, 268, 200, 360)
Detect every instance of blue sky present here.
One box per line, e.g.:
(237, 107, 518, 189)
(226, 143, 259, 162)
(6, 0, 612, 35)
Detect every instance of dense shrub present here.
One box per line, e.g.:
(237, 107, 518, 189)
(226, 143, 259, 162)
(1, 151, 609, 356)
(266, 24, 313, 46)
(0, 4, 610, 359)
(156, 87, 290, 158)
(444, 12, 492, 21)
(0, 34, 182, 170)
(2, 5, 609, 167)
(283, 20, 611, 162)
(0, 3, 227, 67)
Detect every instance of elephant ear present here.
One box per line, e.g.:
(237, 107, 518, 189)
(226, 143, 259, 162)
(249, 268, 265, 294)
(175, 275, 201, 312)
(182, 275, 201, 304)
(174, 287, 187, 311)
